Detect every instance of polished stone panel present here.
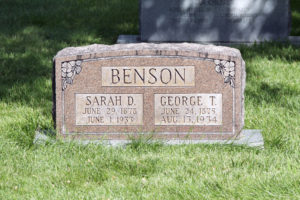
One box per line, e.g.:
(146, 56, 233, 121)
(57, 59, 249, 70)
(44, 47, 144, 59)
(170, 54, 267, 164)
(154, 94, 222, 126)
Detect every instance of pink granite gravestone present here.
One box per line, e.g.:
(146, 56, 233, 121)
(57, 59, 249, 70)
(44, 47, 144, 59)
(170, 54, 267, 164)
(53, 43, 245, 141)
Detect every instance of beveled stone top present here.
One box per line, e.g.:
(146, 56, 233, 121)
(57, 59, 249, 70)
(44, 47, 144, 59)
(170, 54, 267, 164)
(55, 43, 242, 58)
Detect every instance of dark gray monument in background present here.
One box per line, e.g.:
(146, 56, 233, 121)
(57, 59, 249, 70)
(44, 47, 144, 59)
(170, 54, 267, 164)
(140, 0, 290, 43)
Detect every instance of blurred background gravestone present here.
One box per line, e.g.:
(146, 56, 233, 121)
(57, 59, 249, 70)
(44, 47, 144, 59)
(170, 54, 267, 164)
(139, 0, 290, 43)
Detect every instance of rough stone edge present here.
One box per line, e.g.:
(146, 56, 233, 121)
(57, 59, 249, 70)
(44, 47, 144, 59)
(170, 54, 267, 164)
(54, 43, 242, 59)
(34, 129, 264, 148)
(52, 60, 56, 128)
(241, 59, 246, 133)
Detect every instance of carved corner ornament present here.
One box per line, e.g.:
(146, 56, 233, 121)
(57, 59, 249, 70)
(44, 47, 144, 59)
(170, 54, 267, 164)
(61, 60, 82, 91)
(214, 60, 235, 88)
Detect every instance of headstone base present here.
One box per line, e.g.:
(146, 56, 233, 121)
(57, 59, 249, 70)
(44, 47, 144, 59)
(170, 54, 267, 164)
(117, 35, 300, 46)
(289, 36, 300, 45)
(34, 129, 264, 148)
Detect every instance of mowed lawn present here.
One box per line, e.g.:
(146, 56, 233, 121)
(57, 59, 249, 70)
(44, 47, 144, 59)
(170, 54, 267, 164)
(0, 0, 299, 199)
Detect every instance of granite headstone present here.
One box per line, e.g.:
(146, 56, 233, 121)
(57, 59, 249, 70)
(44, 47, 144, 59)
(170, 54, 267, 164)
(140, 0, 290, 42)
(53, 43, 245, 141)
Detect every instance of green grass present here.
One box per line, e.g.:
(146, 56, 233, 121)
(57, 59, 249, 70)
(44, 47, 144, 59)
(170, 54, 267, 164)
(0, 0, 300, 199)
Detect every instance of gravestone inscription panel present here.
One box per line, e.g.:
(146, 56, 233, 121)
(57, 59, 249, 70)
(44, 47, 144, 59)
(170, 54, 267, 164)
(53, 43, 245, 141)
(140, 0, 290, 42)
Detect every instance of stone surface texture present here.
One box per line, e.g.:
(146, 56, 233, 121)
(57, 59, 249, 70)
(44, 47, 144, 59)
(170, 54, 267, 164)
(35, 130, 264, 148)
(140, 0, 290, 42)
(53, 43, 246, 141)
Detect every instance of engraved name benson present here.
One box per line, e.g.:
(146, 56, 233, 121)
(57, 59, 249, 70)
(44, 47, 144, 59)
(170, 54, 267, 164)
(102, 66, 195, 87)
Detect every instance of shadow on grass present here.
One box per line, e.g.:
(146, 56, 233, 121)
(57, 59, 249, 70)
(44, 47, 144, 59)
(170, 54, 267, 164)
(240, 43, 299, 112)
(240, 42, 300, 62)
(0, 0, 139, 114)
(291, 0, 300, 36)
(246, 82, 299, 110)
